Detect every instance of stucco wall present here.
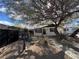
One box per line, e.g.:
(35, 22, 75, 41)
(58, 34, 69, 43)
(34, 27, 56, 36)
(45, 27, 56, 36)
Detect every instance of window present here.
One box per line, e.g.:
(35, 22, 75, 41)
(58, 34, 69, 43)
(50, 28, 54, 32)
(35, 28, 42, 33)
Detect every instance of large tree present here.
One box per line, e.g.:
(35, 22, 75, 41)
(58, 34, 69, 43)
(5, 0, 79, 54)
(29, 0, 79, 39)
(7, 0, 79, 40)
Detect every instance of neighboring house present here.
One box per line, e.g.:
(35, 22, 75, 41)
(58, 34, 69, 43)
(0, 24, 8, 29)
(0, 24, 20, 30)
(34, 24, 56, 36)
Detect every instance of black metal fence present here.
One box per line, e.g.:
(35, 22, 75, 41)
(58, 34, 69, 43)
(0, 29, 19, 48)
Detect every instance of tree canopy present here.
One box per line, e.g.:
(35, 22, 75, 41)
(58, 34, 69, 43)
(6, 0, 79, 26)
(5, 0, 79, 39)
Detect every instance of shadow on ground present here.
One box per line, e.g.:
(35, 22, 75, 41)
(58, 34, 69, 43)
(6, 49, 64, 59)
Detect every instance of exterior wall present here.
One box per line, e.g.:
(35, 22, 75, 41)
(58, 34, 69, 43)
(34, 27, 56, 36)
(34, 31, 43, 36)
(34, 28, 43, 36)
(45, 27, 56, 36)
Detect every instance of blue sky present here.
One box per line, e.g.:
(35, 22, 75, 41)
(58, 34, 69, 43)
(0, 12, 15, 26)
(0, 2, 7, 12)
(0, 12, 24, 26)
(0, 2, 24, 26)
(0, 2, 13, 26)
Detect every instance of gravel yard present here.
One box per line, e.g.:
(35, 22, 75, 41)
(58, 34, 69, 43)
(0, 38, 64, 59)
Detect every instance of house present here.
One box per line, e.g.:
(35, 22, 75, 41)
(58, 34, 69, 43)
(0, 24, 8, 29)
(34, 24, 56, 36)
(0, 24, 20, 30)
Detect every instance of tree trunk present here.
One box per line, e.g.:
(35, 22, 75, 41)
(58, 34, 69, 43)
(54, 27, 61, 40)
(54, 26, 66, 41)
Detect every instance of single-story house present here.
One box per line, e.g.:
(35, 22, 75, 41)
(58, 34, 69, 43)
(33, 24, 56, 36)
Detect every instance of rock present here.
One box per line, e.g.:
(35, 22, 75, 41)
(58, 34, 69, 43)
(28, 44, 44, 56)
(49, 45, 63, 54)
(30, 55, 35, 59)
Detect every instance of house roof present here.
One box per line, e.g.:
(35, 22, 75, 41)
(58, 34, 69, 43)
(0, 24, 8, 29)
(44, 24, 55, 27)
(28, 20, 55, 29)
(0, 24, 20, 30)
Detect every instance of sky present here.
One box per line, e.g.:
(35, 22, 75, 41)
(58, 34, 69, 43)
(0, 2, 7, 12)
(0, 12, 24, 26)
(0, 2, 24, 26)
(0, 12, 15, 26)
(0, 0, 78, 29)
(0, 2, 13, 26)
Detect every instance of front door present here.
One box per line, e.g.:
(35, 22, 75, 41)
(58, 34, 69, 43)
(43, 29, 46, 35)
